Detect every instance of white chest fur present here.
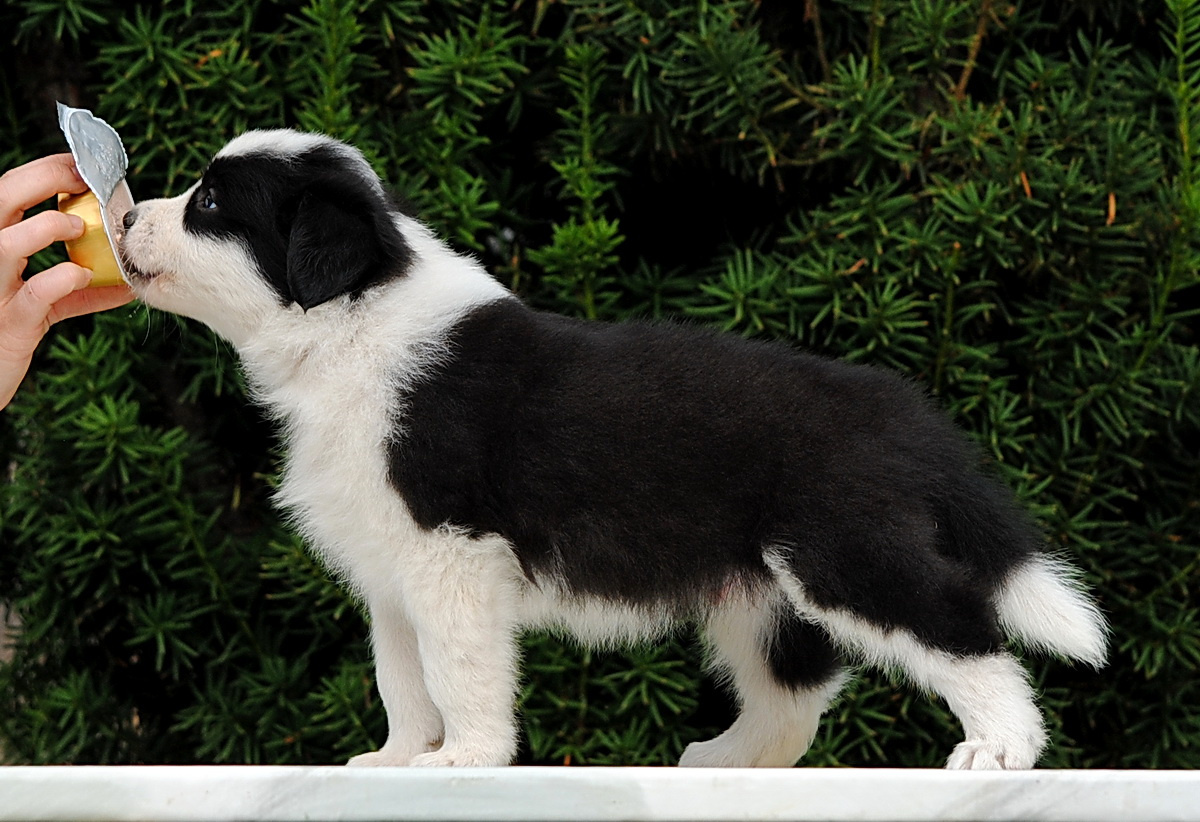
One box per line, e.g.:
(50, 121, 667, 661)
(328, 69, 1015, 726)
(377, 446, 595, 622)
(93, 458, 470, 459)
(265, 355, 419, 594)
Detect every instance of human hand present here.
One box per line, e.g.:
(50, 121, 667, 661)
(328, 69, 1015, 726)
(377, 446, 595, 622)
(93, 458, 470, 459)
(0, 154, 134, 409)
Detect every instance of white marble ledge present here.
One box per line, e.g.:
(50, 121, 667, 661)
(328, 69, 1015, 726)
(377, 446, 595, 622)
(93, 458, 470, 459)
(1, 766, 1198, 822)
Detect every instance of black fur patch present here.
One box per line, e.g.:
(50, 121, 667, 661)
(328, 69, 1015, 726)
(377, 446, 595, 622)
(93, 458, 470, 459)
(183, 144, 412, 309)
(765, 606, 844, 691)
(387, 298, 1037, 657)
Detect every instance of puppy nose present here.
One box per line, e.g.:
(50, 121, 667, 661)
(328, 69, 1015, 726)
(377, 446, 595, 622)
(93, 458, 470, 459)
(122, 208, 138, 231)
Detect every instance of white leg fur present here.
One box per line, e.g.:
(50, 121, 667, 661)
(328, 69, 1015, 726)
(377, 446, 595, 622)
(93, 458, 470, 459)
(346, 599, 444, 767)
(680, 594, 847, 768)
(935, 653, 1046, 770)
(763, 551, 1047, 770)
(397, 529, 524, 767)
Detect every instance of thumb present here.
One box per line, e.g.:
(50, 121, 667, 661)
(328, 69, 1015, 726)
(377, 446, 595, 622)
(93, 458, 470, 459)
(3, 264, 93, 350)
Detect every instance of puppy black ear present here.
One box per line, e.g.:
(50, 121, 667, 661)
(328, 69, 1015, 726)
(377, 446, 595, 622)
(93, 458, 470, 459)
(285, 188, 391, 311)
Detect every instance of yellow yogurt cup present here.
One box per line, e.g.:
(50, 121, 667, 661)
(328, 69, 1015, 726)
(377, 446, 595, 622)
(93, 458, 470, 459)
(58, 189, 125, 288)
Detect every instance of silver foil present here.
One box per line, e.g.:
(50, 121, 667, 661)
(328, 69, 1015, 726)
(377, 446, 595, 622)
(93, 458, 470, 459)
(56, 103, 128, 204)
(56, 102, 133, 277)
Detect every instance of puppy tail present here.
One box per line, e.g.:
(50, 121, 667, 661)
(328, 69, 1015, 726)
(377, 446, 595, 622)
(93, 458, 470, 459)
(993, 553, 1109, 669)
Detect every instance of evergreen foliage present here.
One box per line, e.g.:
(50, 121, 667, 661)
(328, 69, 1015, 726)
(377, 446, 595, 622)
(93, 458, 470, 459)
(1, 0, 1197, 767)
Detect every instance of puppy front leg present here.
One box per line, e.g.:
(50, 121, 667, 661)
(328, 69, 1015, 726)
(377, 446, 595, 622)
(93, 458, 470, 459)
(347, 598, 444, 766)
(405, 539, 522, 767)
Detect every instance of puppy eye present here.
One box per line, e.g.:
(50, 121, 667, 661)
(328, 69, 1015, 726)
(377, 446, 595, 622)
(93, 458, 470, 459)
(201, 192, 218, 210)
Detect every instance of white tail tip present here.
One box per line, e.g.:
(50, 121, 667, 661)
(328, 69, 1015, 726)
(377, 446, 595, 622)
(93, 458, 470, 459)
(995, 554, 1109, 669)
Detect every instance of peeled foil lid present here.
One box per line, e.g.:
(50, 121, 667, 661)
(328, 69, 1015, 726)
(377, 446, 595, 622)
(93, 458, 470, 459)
(57, 102, 134, 278)
(57, 102, 127, 203)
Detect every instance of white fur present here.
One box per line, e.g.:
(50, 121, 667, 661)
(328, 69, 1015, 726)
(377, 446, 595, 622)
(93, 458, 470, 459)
(519, 581, 680, 648)
(220, 129, 358, 166)
(120, 183, 279, 344)
(995, 554, 1109, 669)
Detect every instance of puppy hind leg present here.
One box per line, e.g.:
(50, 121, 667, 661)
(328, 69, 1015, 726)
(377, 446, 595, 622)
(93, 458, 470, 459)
(764, 553, 1046, 770)
(932, 652, 1047, 770)
(681, 595, 846, 768)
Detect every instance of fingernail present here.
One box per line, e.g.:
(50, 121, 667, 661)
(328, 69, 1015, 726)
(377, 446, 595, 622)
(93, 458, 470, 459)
(69, 214, 85, 235)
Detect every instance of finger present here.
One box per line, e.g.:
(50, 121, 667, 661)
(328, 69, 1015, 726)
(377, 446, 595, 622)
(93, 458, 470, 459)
(48, 282, 135, 324)
(0, 263, 93, 353)
(0, 154, 89, 229)
(0, 210, 86, 288)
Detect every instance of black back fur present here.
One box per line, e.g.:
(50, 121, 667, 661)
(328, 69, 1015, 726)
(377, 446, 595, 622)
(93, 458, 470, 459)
(387, 299, 1042, 657)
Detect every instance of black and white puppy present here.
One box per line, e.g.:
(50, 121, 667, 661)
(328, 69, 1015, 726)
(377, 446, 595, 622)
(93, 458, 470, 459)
(120, 130, 1108, 770)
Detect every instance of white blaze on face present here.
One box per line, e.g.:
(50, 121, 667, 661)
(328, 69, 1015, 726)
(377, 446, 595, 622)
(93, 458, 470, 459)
(120, 184, 285, 346)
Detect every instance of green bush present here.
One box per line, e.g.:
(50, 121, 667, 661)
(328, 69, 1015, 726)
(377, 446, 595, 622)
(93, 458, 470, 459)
(1, 0, 1197, 767)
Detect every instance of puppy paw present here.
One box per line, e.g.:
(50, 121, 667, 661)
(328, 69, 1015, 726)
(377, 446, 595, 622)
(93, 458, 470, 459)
(409, 747, 512, 767)
(347, 739, 440, 767)
(945, 740, 1036, 770)
(679, 739, 740, 768)
(347, 750, 409, 767)
(680, 736, 804, 768)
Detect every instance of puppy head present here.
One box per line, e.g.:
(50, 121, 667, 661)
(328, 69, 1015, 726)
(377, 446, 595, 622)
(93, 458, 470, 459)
(120, 130, 412, 341)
